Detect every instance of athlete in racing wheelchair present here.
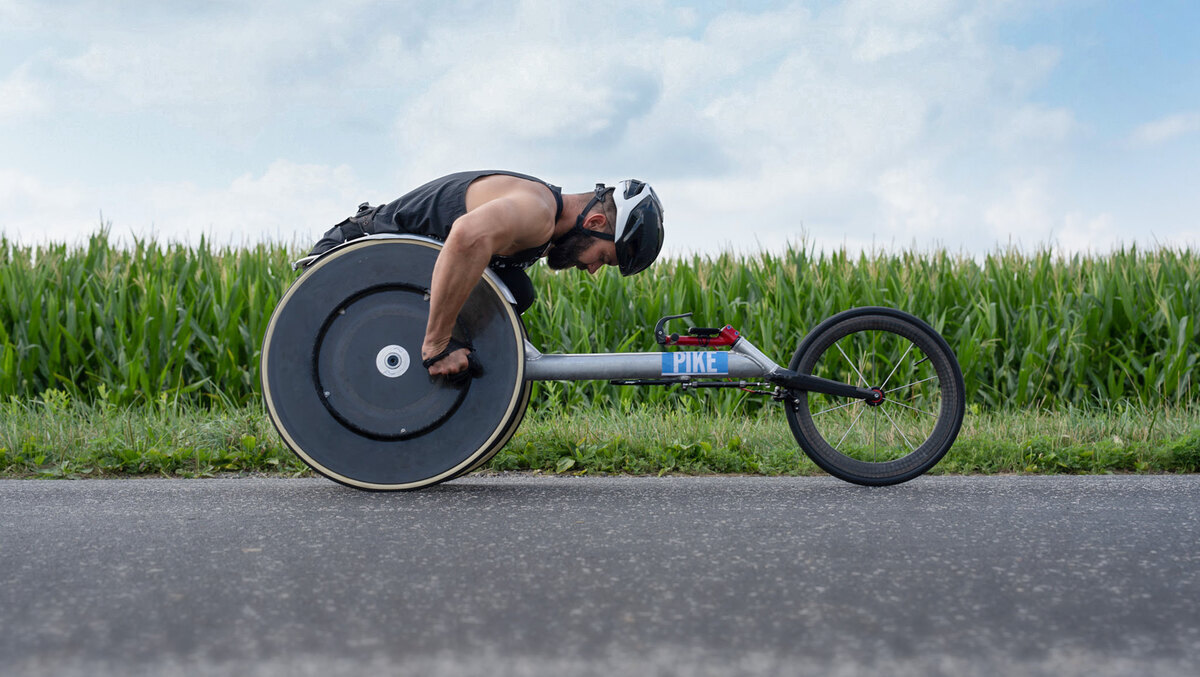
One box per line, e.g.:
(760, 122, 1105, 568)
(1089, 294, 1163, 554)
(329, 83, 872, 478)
(305, 171, 665, 378)
(265, 171, 964, 491)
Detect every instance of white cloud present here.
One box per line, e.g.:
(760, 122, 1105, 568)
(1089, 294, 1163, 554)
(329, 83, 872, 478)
(874, 164, 947, 236)
(370, 1, 1099, 256)
(0, 65, 46, 120)
(1130, 111, 1200, 147)
(17, 1, 411, 129)
(1057, 212, 1121, 254)
(0, 0, 33, 27)
(0, 169, 94, 244)
(983, 173, 1058, 247)
(982, 173, 1123, 254)
(0, 162, 369, 248)
(54, 16, 312, 129)
(137, 161, 368, 245)
(3, 0, 1192, 258)
(992, 104, 1076, 148)
(397, 44, 654, 153)
(837, 0, 959, 63)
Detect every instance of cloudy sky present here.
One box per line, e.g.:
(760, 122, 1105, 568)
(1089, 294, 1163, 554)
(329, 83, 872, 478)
(2, 0, 1197, 257)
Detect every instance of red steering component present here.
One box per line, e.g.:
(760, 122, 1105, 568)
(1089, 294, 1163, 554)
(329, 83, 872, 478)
(663, 325, 741, 347)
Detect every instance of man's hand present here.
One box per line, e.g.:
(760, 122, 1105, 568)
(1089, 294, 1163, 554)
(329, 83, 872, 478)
(422, 338, 472, 377)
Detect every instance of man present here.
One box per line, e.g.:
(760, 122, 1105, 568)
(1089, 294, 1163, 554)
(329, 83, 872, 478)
(309, 171, 665, 377)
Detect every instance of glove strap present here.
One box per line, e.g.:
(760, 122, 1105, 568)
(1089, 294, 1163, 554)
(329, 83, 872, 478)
(421, 338, 473, 369)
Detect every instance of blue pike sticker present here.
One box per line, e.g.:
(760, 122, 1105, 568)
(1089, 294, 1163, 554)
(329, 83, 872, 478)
(661, 352, 729, 376)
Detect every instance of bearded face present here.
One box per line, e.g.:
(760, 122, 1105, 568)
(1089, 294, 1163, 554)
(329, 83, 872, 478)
(545, 230, 594, 270)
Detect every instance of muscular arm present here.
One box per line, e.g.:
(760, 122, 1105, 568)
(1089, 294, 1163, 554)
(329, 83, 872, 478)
(422, 194, 552, 376)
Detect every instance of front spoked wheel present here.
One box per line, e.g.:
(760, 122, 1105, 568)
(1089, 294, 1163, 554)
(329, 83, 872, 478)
(785, 307, 965, 486)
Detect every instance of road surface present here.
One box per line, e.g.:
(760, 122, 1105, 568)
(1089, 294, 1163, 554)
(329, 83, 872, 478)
(2, 475, 1198, 676)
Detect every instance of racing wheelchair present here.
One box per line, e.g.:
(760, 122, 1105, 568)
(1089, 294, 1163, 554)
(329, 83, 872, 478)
(261, 235, 965, 490)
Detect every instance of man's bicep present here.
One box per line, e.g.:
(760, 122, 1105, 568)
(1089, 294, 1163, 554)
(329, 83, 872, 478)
(453, 195, 553, 252)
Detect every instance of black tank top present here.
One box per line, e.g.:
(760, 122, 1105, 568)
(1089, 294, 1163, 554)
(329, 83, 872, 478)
(372, 170, 563, 270)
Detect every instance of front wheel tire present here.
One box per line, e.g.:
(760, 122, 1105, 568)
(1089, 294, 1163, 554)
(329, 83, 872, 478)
(784, 307, 966, 486)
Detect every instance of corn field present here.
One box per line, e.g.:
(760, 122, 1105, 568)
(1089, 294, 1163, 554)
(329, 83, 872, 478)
(1, 233, 1196, 411)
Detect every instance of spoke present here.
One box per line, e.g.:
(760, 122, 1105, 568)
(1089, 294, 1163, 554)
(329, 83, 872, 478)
(884, 375, 938, 394)
(834, 404, 867, 451)
(872, 404, 878, 462)
(835, 340, 868, 387)
(812, 399, 860, 417)
(880, 341, 915, 391)
(886, 399, 938, 419)
(881, 405, 917, 453)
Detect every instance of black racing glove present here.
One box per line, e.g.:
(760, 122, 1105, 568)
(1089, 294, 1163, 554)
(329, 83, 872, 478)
(421, 337, 484, 384)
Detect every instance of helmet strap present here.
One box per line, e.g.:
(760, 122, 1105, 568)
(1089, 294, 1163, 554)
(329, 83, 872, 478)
(553, 184, 614, 245)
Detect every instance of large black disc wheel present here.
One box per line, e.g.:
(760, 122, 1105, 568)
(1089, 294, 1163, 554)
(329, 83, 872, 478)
(260, 237, 529, 490)
(785, 307, 965, 486)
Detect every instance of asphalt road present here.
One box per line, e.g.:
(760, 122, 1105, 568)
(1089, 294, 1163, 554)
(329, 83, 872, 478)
(1, 475, 1198, 677)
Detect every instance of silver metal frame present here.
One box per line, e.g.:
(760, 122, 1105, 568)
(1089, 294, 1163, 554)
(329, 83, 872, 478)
(523, 336, 788, 382)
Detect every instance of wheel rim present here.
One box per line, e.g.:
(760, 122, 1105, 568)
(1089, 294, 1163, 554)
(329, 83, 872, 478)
(788, 313, 962, 482)
(260, 238, 527, 490)
(314, 284, 470, 440)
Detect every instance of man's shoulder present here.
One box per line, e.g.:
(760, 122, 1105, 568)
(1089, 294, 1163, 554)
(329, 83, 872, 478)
(470, 171, 549, 193)
(465, 173, 556, 217)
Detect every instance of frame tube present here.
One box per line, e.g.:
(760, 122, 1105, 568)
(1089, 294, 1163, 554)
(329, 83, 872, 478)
(524, 338, 781, 382)
(523, 338, 875, 402)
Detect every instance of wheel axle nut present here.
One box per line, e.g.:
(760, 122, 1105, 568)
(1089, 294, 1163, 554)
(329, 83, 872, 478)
(376, 345, 410, 378)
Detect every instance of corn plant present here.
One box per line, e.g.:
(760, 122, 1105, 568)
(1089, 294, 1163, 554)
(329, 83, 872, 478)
(1, 233, 1196, 411)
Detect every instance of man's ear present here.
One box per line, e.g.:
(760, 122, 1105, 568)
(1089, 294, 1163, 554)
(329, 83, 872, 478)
(583, 211, 608, 232)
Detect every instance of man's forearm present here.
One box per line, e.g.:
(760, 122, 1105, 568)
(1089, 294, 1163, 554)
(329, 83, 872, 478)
(423, 233, 493, 352)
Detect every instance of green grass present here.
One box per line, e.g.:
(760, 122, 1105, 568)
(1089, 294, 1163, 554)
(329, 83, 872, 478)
(0, 391, 299, 479)
(2, 393, 1197, 479)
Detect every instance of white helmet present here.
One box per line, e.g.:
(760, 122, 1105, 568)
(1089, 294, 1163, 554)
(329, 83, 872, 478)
(558, 179, 665, 275)
(609, 179, 665, 276)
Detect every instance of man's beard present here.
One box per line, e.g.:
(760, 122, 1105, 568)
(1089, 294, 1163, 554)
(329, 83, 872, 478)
(545, 231, 592, 270)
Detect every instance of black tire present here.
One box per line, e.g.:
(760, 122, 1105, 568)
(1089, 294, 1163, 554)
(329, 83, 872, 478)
(451, 319, 533, 479)
(260, 237, 529, 490)
(454, 379, 532, 478)
(784, 307, 965, 486)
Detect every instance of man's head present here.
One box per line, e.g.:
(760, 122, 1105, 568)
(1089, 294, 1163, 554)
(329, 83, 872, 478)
(547, 180, 664, 275)
(547, 187, 616, 272)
